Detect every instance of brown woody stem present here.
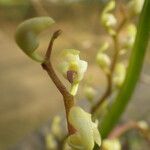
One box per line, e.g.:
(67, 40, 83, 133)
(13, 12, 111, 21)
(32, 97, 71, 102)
(41, 30, 76, 135)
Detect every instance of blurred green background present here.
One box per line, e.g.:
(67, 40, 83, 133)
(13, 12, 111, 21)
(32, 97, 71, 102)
(0, 0, 149, 149)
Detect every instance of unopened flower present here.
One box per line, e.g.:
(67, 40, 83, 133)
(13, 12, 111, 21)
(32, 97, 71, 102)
(67, 106, 101, 150)
(137, 120, 149, 130)
(101, 0, 117, 35)
(84, 86, 96, 102)
(113, 63, 126, 87)
(96, 44, 111, 74)
(45, 133, 57, 150)
(128, 0, 144, 15)
(99, 42, 109, 52)
(123, 24, 137, 49)
(15, 17, 55, 62)
(102, 139, 121, 150)
(51, 116, 63, 140)
(102, 14, 117, 28)
(59, 49, 88, 95)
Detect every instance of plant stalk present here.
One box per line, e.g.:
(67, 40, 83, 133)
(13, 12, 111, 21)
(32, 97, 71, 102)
(99, 0, 150, 139)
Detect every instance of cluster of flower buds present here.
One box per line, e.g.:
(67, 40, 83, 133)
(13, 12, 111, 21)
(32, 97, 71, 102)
(101, 0, 117, 35)
(59, 49, 88, 96)
(102, 138, 121, 150)
(66, 106, 101, 150)
(113, 63, 126, 88)
(45, 116, 63, 150)
(15, 17, 55, 62)
(128, 0, 144, 15)
(96, 42, 111, 74)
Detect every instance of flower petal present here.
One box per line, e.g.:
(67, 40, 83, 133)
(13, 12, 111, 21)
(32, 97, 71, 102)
(69, 107, 95, 150)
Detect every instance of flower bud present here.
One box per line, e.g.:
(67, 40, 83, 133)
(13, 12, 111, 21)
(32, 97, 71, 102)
(101, 0, 117, 35)
(99, 42, 109, 52)
(96, 52, 111, 72)
(15, 17, 55, 62)
(123, 24, 137, 49)
(102, 139, 121, 150)
(103, 0, 115, 13)
(128, 0, 144, 15)
(59, 49, 88, 95)
(113, 63, 126, 87)
(67, 106, 101, 150)
(84, 86, 96, 102)
(45, 133, 57, 150)
(51, 116, 63, 140)
(101, 13, 117, 28)
(137, 121, 149, 130)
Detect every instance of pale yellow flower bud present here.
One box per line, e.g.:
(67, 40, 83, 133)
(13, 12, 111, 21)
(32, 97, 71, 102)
(102, 139, 121, 150)
(123, 24, 137, 49)
(59, 49, 88, 95)
(101, 0, 117, 35)
(137, 121, 149, 130)
(96, 52, 111, 73)
(101, 13, 117, 28)
(84, 86, 96, 102)
(15, 17, 55, 62)
(45, 133, 57, 150)
(51, 116, 63, 139)
(113, 63, 126, 87)
(103, 0, 115, 13)
(99, 42, 109, 52)
(128, 0, 144, 15)
(67, 106, 101, 150)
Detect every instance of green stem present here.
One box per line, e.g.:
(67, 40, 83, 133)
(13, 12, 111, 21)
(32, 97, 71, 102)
(100, 0, 150, 139)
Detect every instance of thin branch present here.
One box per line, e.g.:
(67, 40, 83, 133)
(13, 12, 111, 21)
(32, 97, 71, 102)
(45, 30, 62, 61)
(111, 34, 119, 72)
(41, 30, 76, 135)
(108, 121, 150, 143)
(91, 10, 127, 114)
(42, 30, 68, 96)
(108, 121, 136, 139)
(42, 62, 69, 97)
(91, 73, 111, 113)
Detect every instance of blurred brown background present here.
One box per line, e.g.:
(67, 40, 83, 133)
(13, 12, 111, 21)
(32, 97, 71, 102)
(0, 0, 149, 149)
